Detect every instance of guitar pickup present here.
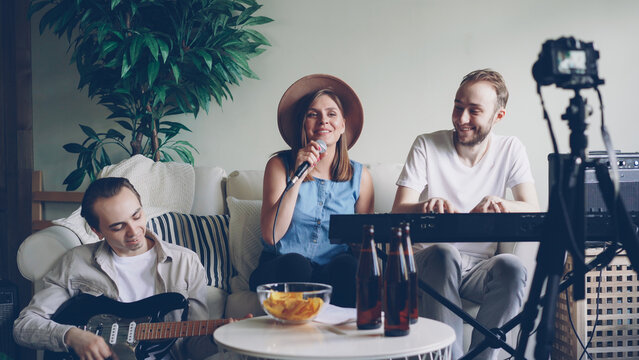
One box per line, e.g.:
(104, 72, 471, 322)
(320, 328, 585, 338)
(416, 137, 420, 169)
(128, 321, 136, 344)
(109, 323, 119, 345)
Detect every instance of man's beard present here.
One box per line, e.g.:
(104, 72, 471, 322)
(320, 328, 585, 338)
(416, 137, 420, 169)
(453, 125, 491, 147)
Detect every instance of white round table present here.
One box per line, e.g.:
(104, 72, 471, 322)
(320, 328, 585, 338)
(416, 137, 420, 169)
(214, 316, 455, 360)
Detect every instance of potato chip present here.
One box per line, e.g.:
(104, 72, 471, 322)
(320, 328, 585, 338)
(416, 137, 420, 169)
(262, 291, 325, 321)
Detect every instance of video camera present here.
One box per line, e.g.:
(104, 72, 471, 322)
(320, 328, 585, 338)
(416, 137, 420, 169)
(532, 36, 604, 89)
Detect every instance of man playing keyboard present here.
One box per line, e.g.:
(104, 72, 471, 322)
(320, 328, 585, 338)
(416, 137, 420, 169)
(391, 69, 540, 360)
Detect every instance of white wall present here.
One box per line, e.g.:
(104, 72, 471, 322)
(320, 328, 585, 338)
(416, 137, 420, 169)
(32, 0, 639, 212)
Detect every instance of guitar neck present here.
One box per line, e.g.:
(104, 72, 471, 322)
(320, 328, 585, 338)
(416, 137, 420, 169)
(136, 319, 231, 341)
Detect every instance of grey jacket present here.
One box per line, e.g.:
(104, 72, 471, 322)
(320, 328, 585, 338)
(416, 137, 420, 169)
(13, 230, 218, 359)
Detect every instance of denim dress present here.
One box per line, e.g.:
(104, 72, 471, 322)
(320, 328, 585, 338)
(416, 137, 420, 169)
(262, 156, 363, 265)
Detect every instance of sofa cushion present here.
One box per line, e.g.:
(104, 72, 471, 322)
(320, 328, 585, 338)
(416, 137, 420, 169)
(366, 163, 405, 213)
(148, 213, 231, 291)
(227, 196, 263, 292)
(226, 170, 264, 201)
(192, 166, 227, 215)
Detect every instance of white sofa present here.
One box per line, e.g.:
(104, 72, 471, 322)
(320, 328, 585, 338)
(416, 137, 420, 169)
(17, 163, 538, 356)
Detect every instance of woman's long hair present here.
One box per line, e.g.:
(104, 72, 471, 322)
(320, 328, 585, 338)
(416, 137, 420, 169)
(276, 88, 353, 182)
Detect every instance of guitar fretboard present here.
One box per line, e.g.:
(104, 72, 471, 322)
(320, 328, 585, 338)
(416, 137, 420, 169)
(135, 319, 230, 341)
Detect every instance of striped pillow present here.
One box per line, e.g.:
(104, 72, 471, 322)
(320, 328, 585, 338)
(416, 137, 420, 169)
(148, 213, 231, 291)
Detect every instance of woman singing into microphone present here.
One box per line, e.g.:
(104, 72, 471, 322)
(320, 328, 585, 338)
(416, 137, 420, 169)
(249, 74, 374, 307)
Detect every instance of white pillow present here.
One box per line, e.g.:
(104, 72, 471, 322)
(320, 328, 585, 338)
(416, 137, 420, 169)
(192, 166, 226, 215)
(227, 196, 263, 291)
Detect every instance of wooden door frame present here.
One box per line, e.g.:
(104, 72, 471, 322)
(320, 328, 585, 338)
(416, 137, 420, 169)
(1, 0, 35, 359)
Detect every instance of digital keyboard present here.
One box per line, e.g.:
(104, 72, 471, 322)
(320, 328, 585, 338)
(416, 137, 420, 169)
(328, 212, 638, 245)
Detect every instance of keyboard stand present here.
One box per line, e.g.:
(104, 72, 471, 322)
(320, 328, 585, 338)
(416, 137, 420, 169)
(419, 242, 620, 360)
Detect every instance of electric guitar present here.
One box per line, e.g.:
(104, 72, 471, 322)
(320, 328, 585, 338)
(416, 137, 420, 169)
(44, 292, 230, 360)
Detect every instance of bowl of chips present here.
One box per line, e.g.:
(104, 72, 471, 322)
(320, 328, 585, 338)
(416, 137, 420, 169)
(257, 282, 332, 324)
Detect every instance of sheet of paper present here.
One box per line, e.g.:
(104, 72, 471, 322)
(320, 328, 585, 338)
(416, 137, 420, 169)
(313, 304, 356, 325)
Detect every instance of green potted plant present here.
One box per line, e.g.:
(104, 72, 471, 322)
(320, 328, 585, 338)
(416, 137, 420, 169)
(30, 0, 272, 190)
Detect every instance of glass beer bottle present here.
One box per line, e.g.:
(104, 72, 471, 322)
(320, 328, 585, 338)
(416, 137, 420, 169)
(356, 225, 382, 329)
(400, 222, 418, 324)
(384, 226, 410, 336)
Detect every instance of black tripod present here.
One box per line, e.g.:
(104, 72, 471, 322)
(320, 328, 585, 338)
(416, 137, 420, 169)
(514, 89, 639, 359)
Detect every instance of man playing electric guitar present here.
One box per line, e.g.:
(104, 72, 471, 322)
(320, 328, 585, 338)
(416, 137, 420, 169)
(14, 177, 233, 359)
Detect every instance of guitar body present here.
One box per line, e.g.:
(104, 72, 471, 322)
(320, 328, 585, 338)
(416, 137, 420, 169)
(44, 293, 188, 360)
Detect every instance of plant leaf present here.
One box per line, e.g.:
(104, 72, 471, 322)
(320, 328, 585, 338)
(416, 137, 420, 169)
(63, 168, 86, 191)
(129, 36, 143, 69)
(158, 39, 169, 63)
(80, 125, 98, 140)
(170, 62, 180, 83)
(106, 129, 126, 140)
(63, 143, 84, 154)
(196, 49, 213, 70)
(121, 52, 131, 78)
(242, 16, 273, 27)
(116, 120, 133, 130)
(144, 35, 159, 62)
(148, 60, 159, 87)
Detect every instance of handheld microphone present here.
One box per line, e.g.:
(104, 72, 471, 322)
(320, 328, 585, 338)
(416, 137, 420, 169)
(286, 140, 327, 190)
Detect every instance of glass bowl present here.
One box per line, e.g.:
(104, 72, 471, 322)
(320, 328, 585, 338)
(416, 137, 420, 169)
(257, 282, 332, 324)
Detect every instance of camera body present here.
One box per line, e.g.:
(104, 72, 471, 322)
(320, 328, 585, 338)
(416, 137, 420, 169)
(532, 37, 604, 89)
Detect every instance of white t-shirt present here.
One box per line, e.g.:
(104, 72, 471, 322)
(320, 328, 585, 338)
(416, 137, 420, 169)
(396, 129, 535, 258)
(111, 245, 176, 360)
(112, 246, 157, 303)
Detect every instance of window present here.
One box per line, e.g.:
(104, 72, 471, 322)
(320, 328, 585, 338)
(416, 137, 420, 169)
(588, 309, 592, 315)
(609, 309, 615, 314)
(617, 265, 623, 270)
(627, 286, 633, 292)
(587, 276, 591, 282)
(617, 297, 623, 303)
(588, 298, 592, 304)
(629, 308, 633, 314)
(628, 319, 633, 325)
(588, 320, 593, 326)
(617, 286, 623, 292)
(628, 330, 633, 335)
(616, 275, 622, 281)
(598, 331, 604, 336)
(628, 275, 634, 281)
(607, 276, 613, 281)
(617, 319, 623, 325)
(628, 297, 633, 303)
(618, 352, 623, 357)
(598, 309, 603, 315)
(628, 340, 633, 346)
(617, 330, 623, 336)
(606, 319, 613, 325)
(607, 287, 613, 293)
(606, 330, 613, 336)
